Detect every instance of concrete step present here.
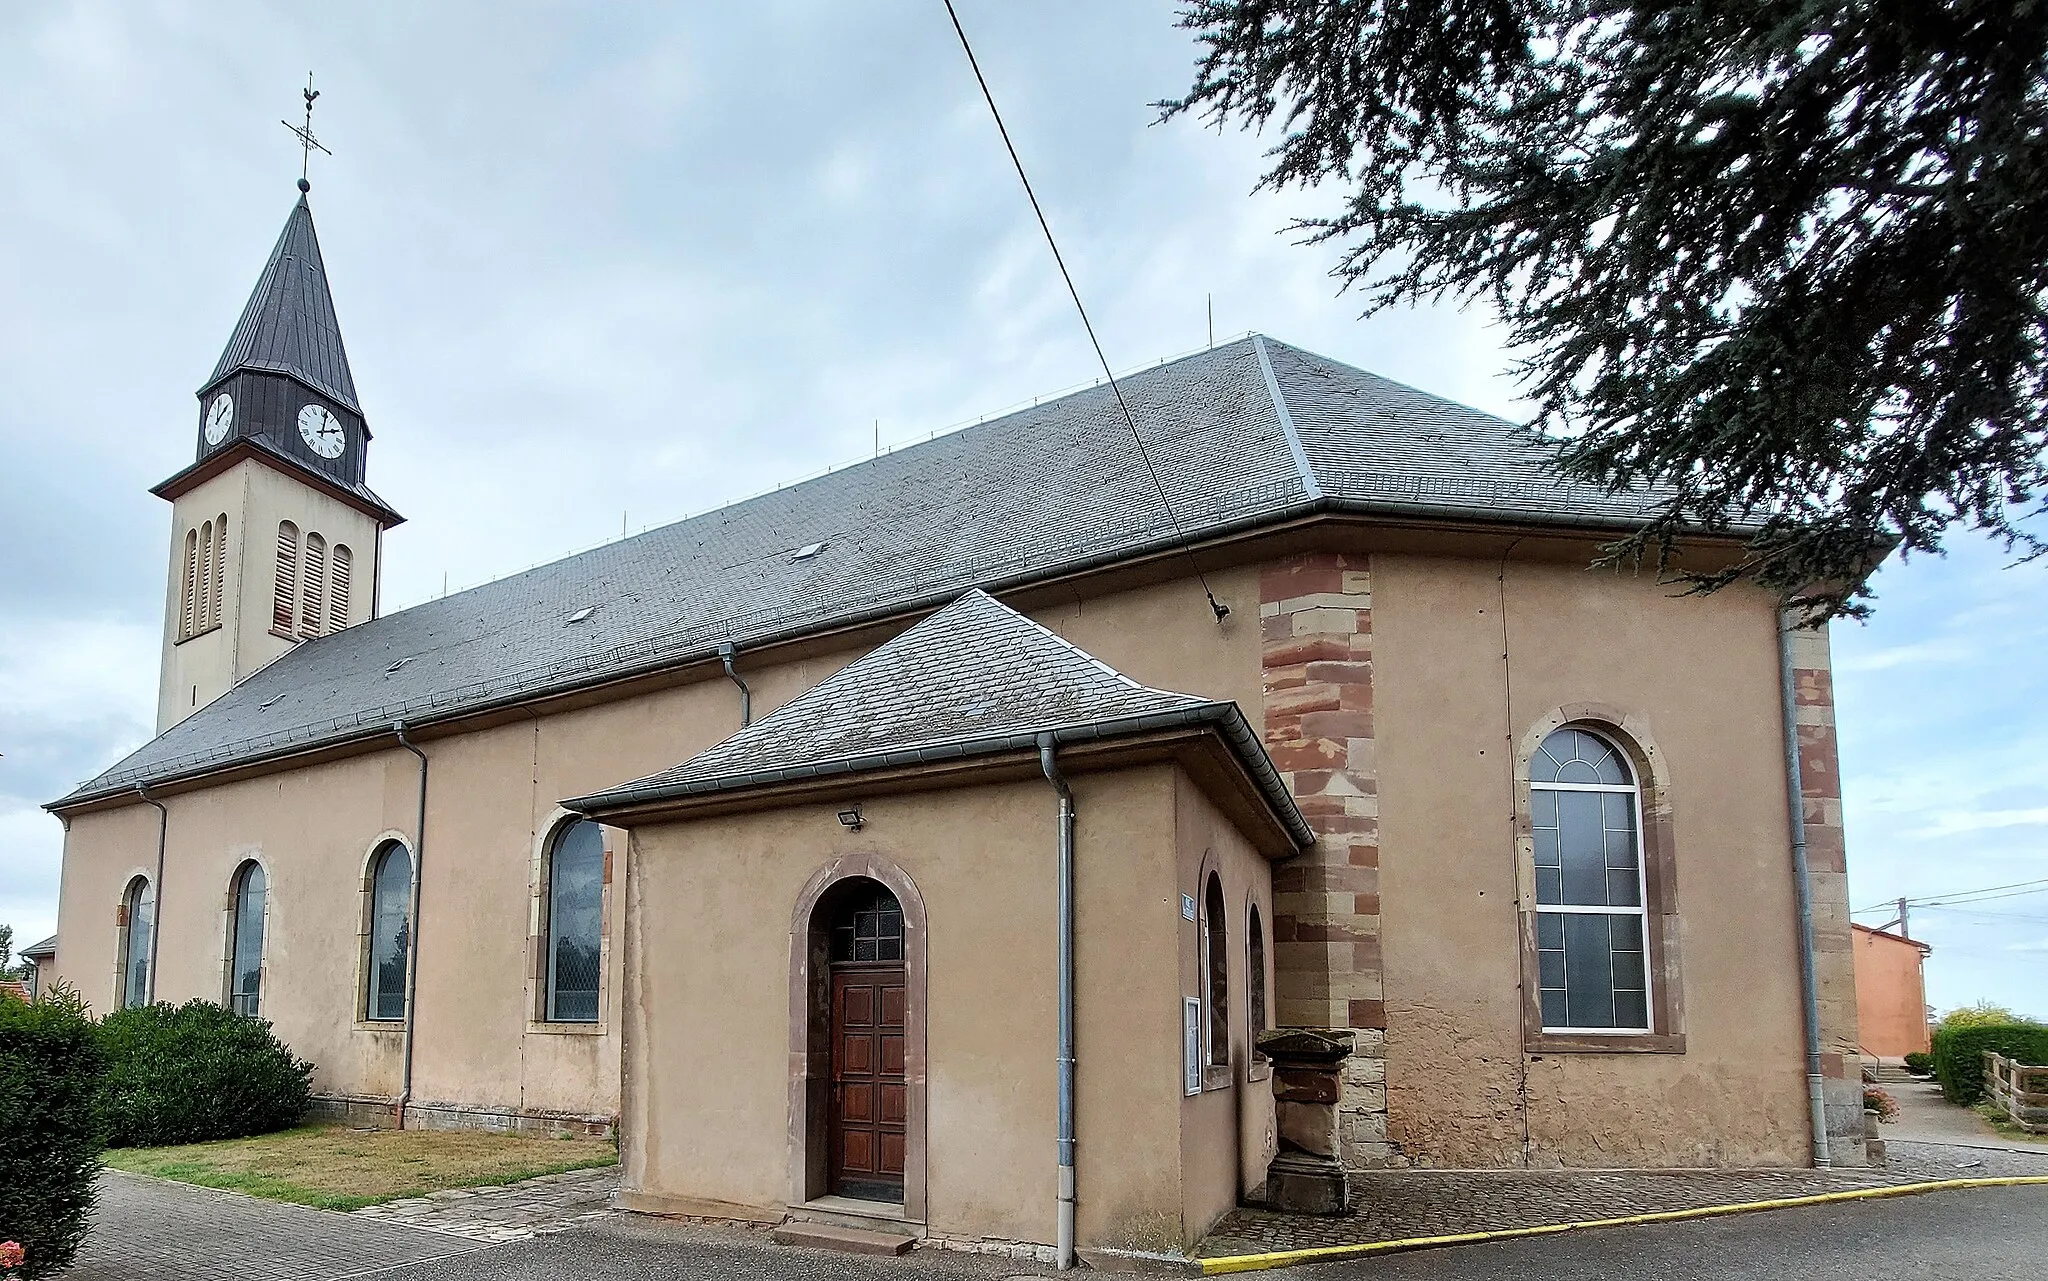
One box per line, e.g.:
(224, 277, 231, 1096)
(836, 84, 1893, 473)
(773, 1220, 915, 1256)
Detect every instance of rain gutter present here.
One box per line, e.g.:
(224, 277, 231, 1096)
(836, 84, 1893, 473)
(392, 721, 429, 1130)
(135, 786, 168, 1004)
(1037, 734, 1078, 1270)
(1776, 612, 1831, 1168)
(717, 642, 752, 727)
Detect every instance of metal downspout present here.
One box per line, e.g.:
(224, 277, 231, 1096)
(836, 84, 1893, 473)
(136, 786, 168, 1005)
(717, 643, 752, 727)
(1777, 612, 1832, 1168)
(393, 722, 429, 1130)
(1037, 733, 1077, 1270)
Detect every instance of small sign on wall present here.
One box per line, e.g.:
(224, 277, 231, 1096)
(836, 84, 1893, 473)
(1183, 997, 1203, 1095)
(1181, 893, 1197, 922)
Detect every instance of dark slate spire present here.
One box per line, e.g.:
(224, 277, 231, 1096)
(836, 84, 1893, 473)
(204, 192, 360, 411)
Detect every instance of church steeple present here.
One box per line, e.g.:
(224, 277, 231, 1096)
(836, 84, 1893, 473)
(151, 170, 401, 732)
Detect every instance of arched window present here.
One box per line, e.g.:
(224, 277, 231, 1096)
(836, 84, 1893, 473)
(119, 875, 155, 1010)
(329, 544, 352, 633)
(210, 513, 228, 629)
(1247, 902, 1268, 1049)
(180, 529, 199, 638)
(299, 533, 328, 639)
(366, 842, 412, 1022)
(542, 821, 605, 1022)
(1530, 727, 1650, 1032)
(1203, 872, 1229, 1068)
(196, 518, 214, 635)
(272, 522, 300, 634)
(228, 861, 267, 1017)
(829, 879, 904, 962)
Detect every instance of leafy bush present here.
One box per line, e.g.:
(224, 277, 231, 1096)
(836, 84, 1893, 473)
(99, 1001, 313, 1148)
(1937, 1002, 2040, 1031)
(0, 983, 107, 1279)
(1863, 1086, 1899, 1122)
(1902, 1051, 1934, 1077)
(1930, 1022, 2048, 1105)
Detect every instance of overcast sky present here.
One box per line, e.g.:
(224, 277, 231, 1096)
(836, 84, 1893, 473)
(1, 2, 2040, 1013)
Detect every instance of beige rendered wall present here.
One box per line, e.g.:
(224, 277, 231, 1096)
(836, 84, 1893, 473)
(1371, 552, 1819, 1168)
(621, 768, 1226, 1251)
(1853, 929, 1930, 1058)
(1172, 773, 1277, 1245)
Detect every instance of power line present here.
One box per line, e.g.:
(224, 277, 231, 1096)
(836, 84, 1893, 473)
(941, 0, 1229, 624)
(1914, 905, 2048, 926)
(1853, 877, 2048, 915)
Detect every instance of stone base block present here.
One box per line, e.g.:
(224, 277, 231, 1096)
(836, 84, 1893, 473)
(1262, 1150, 1349, 1216)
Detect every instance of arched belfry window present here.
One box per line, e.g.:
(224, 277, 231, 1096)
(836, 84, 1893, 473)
(180, 529, 199, 638)
(542, 821, 604, 1022)
(299, 533, 328, 640)
(119, 875, 155, 1010)
(1203, 872, 1229, 1068)
(329, 544, 353, 632)
(273, 522, 300, 635)
(228, 861, 267, 1017)
(366, 842, 412, 1022)
(1530, 727, 1651, 1032)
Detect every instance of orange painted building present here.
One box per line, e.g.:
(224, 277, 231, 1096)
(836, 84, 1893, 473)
(1852, 924, 1933, 1058)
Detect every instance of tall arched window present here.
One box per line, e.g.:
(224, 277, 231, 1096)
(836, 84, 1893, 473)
(1203, 872, 1229, 1068)
(119, 875, 155, 1010)
(1247, 902, 1268, 1049)
(272, 522, 300, 634)
(299, 533, 328, 639)
(196, 518, 215, 634)
(180, 529, 199, 638)
(329, 544, 352, 632)
(210, 513, 228, 629)
(1530, 727, 1650, 1031)
(366, 842, 412, 1022)
(228, 861, 267, 1017)
(542, 821, 605, 1022)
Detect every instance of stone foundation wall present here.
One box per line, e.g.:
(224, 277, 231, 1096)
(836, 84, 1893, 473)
(1260, 553, 1392, 1168)
(309, 1092, 615, 1140)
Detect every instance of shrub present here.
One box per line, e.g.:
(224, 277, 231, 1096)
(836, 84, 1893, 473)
(0, 983, 107, 1280)
(99, 1001, 313, 1148)
(1937, 1002, 2039, 1031)
(1902, 1051, 1934, 1077)
(1930, 1022, 2048, 1105)
(1863, 1086, 1899, 1122)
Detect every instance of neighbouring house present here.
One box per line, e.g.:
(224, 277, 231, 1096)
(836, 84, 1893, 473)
(1852, 923, 1933, 1059)
(18, 934, 55, 1001)
(44, 178, 1872, 1260)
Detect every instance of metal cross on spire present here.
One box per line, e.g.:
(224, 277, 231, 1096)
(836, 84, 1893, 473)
(281, 72, 331, 191)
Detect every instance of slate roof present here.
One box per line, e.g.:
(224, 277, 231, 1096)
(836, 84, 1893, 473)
(19, 935, 56, 960)
(204, 193, 361, 411)
(55, 335, 1675, 809)
(569, 590, 1310, 843)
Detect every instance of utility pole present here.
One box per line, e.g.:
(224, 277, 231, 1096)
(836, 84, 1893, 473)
(1898, 896, 1909, 938)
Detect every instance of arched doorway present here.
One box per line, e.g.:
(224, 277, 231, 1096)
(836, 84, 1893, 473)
(789, 855, 927, 1218)
(822, 879, 906, 1202)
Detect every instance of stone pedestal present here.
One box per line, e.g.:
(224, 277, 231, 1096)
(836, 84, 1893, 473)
(1258, 1028, 1353, 1215)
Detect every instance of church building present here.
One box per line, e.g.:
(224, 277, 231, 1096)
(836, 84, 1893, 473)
(46, 182, 1871, 1261)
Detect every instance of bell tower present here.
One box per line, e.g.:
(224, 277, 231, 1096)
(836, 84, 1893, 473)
(152, 176, 403, 731)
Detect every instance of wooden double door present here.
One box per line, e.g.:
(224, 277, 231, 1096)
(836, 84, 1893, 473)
(828, 963, 907, 1201)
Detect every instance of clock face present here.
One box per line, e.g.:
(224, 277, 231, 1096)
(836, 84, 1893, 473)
(204, 393, 234, 445)
(297, 404, 347, 459)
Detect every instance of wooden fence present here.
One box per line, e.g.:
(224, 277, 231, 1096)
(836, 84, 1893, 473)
(1985, 1051, 2048, 1134)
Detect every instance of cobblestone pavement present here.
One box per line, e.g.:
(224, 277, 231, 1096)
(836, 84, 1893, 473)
(351, 1166, 618, 1242)
(65, 1170, 491, 1281)
(1883, 1137, 2048, 1180)
(1197, 1165, 1919, 1257)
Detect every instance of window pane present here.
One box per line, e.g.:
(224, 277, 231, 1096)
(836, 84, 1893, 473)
(1535, 866, 1563, 905)
(1531, 728, 1632, 786)
(1606, 869, 1641, 907)
(1530, 789, 1557, 829)
(1563, 914, 1617, 1028)
(828, 881, 904, 962)
(123, 881, 155, 1010)
(545, 822, 605, 1023)
(232, 864, 266, 1018)
(1557, 791, 1609, 904)
(1540, 989, 1567, 1027)
(370, 846, 412, 1021)
(1614, 989, 1649, 1029)
(1538, 949, 1566, 989)
(1537, 913, 1564, 950)
(1611, 947, 1646, 992)
(1532, 827, 1561, 869)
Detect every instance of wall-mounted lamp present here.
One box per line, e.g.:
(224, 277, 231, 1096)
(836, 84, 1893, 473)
(836, 805, 864, 832)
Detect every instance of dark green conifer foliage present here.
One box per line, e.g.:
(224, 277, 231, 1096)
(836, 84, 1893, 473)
(1164, 1, 2048, 617)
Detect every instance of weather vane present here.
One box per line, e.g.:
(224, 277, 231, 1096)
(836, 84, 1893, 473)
(281, 72, 331, 192)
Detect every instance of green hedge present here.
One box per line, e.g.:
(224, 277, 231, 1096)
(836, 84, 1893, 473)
(1930, 1022, 2048, 1105)
(0, 984, 107, 1280)
(99, 1001, 313, 1148)
(1902, 1050, 1934, 1077)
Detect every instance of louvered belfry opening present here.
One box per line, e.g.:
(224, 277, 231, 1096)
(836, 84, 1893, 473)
(180, 529, 199, 638)
(299, 533, 328, 639)
(211, 513, 227, 629)
(273, 521, 300, 635)
(329, 544, 353, 632)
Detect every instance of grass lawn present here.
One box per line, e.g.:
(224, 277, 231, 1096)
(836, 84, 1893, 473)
(1974, 1103, 2048, 1146)
(104, 1124, 617, 1212)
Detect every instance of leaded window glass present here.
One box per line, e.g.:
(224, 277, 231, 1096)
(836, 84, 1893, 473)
(120, 876, 154, 1010)
(1247, 904, 1268, 1048)
(829, 882, 904, 963)
(1530, 727, 1651, 1032)
(1203, 874, 1229, 1068)
(544, 821, 605, 1022)
(230, 861, 266, 1017)
(367, 843, 412, 1022)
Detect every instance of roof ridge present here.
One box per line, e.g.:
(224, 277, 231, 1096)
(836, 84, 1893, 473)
(1252, 333, 1322, 502)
